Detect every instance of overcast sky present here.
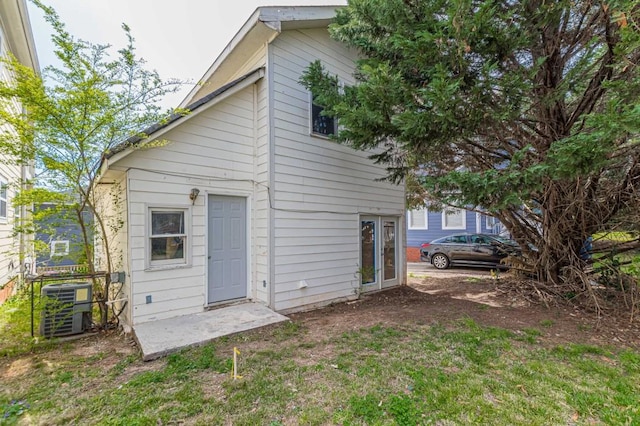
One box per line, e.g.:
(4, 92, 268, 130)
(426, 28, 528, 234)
(27, 0, 347, 108)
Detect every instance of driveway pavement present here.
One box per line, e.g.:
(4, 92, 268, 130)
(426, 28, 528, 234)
(408, 262, 491, 279)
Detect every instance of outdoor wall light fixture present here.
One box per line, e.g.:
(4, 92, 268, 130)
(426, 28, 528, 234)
(189, 188, 200, 204)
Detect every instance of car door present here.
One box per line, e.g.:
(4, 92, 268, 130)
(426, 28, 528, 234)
(469, 234, 499, 265)
(446, 234, 472, 262)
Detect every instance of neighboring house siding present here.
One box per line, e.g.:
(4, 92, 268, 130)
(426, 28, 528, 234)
(114, 85, 266, 324)
(407, 210, 497, 247)
(270, 28, 405, 312)
(34, 204, 92, 268)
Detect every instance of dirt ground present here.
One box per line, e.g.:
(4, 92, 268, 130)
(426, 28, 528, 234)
(290, 275, 640, 350)
(9, 273, 639, 370)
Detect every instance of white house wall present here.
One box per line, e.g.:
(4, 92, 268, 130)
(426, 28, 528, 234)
(270, 28, 405, 312)
(0, 154, 21, 286)
(94, 171, 131, 326)
(114, 84, 268, 325)
(0, 23, 31, 287)
(254, 79, 270, 303)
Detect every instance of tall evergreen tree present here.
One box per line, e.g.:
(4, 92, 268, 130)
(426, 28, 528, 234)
(302, 0, 640, 290)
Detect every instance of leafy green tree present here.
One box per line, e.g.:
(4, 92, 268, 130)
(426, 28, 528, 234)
(0, 1, 182, 326)
(302, 0, 640, 292)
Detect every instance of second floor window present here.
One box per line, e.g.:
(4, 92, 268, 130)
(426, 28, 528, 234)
(311, 95, 337, 136)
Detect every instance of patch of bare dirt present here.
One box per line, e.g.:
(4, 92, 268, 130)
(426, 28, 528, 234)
(0, 330, 138, 382)
(4, 274, 638, 382)
(288, 276, 640, 349)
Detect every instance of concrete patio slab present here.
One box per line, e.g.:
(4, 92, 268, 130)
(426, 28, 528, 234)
(134, 303, 289, 361)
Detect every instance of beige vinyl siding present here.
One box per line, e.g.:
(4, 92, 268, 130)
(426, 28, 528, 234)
(270, 28, 405, 312)
(114, 84, 267, 324)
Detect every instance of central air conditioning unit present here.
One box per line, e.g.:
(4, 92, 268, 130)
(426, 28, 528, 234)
(40, 282, 93, 338)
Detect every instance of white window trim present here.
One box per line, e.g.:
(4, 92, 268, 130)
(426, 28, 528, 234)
(146, 205, 192, 271)
(50, 240, 70, 257)
(486, 215, 496, 230)
(309, 91, 338, 138)
(0, 176, 7, 222)
(442, 208, 467, 230)
(407, 208, 429, 230)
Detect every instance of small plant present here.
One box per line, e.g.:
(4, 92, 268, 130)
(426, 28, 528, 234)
(540, 319, 555, 328)
(519, 328, 542, 344)
(2, 400, 30, 421)
(490, 269, 500, 280)
(577, 323, 593, 332)
(357, 265, 377, 285)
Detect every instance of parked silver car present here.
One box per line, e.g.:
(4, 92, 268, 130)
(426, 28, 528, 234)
(420, 233, 520, 269)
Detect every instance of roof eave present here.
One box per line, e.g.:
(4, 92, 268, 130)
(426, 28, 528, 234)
(0, 0, 40, 72)
(178, 8, 269, 108)
(179, 5, 342, 108)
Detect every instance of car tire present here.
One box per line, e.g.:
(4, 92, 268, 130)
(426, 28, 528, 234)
(431, 253, 450, 270)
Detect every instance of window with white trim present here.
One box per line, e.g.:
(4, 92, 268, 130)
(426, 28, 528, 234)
(50, 240, 70, 257)
(149, 208, 187, 266)
(407, 208, 428, 229)
(442, 208, 466, 230)
(486, 215, 496, 230)
(0, 177, 7, 221)
(310, 93, 337, 137)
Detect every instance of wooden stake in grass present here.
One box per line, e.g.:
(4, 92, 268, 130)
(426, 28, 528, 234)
(232, 347, 242, 380)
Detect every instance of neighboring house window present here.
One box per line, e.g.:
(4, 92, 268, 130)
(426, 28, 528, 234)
(310, 94, 337, 136)
(407, 208, 428, 229)
(149, 208, 187, 266)
(486, 215, 496, 230)
(0, 177, 7, 221)
(442, 208, 466, 230)
(50, 240, 70, 257)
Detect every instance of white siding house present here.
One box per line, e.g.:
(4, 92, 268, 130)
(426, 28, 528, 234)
(0, 0, 38, 298)
(98, 6, 406, 328)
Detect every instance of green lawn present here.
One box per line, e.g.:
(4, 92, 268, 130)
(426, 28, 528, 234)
(2, 295, 639, 425)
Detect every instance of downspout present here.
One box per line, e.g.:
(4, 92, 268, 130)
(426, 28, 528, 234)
(267, 41, 276, 310)
(251, 82, 258, 301)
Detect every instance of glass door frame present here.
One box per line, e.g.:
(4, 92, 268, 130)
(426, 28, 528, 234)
(360, 215, 400, 291)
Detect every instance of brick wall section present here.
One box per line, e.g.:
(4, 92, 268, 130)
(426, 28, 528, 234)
(0, 277, 17, 305)
(406, 247, 422, 263)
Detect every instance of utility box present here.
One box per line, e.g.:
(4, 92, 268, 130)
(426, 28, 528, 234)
(40, 282, 93, 337)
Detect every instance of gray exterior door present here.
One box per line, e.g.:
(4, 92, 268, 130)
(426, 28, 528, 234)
(208, 195, 247, 304)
